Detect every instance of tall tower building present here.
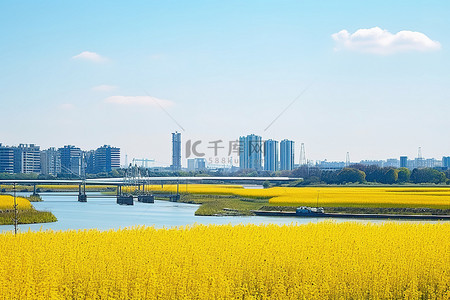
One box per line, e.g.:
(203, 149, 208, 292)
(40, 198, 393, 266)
(171, 132, 182, 170)
(239, 134, 262, 170)
(280, 139, 294, 171)
(264, 139, 278, 172)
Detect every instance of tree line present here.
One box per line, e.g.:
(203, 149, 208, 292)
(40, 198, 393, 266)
(287, 165, 450, 185)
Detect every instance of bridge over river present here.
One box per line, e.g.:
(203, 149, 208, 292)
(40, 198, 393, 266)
(0, 177, 301, 205)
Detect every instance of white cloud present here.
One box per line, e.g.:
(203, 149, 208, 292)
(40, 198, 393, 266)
(104, 95, 174, 108)
(72, 51, 107, 62)
(92, 84, 118, 92)
(332, 27, 441, 54)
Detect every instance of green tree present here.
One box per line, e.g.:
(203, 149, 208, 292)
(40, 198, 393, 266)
(397, 168, 411, 183)
(382, 168, 398, 184)
(410, 168, 446, 184)
(262, 180, 271, 189)
(337, 168, 366, 184)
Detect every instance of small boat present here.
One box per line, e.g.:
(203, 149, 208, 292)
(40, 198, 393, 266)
(295, 206, 325, 215)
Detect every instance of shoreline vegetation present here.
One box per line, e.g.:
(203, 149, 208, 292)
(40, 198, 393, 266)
(127, 184, 450, 217)
(0, 195, 57, 225)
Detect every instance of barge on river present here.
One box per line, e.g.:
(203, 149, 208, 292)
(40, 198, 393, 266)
(251, 206, 450, 220)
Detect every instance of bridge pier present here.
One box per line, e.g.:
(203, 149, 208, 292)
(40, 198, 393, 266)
(117, 195, 133, 205)
(169, 194, 180, 202)
(78, 184, 87, 202)
(137, 195, 154, 203)
(32, 184, 39, 196)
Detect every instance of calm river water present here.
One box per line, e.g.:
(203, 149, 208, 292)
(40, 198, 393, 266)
(1, 192, 430, 233)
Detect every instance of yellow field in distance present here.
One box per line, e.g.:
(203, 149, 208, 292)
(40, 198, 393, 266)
(125, 184, 450, 209)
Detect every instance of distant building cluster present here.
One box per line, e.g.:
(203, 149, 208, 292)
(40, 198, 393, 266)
(0, 143, 120, 176)
(187, 158, 206, 171)
(238, 134, 295, 171)
(314, 156, 449, 171)
(169, 132, 295, 172)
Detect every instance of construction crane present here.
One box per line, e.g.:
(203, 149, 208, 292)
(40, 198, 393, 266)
(132, 158, 155, 168)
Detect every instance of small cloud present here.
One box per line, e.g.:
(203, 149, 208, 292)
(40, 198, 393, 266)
(72, 51, 107, 62)
(92, 84, 118, 92)
(59, 103, 75, 110)
(104, 95, 174, 108)
(332, 27, 441, 55)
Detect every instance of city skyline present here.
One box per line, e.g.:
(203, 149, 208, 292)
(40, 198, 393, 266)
(0, 143, 120, 176)
(2, 138, 450, 171)
(1, 1, 449, 164)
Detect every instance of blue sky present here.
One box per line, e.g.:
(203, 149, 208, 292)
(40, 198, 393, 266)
(1, 0, 449, 166)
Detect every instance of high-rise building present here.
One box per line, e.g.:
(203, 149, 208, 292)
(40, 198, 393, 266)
(264, 139, 278, 172)
(59, 145, 82, 176)
(280, 139, 294, 171)
(171, 132, 181, 170)
(443, 156, 450, 169)
(14, 144, 41, 174)
(0, 144, 14, 174)
(94, 145, 120, 173)
(40, 148, 61, 176)
(400, 156, 408, 168)
(239, 134, 262, 170)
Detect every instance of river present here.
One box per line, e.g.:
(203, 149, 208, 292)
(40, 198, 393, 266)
(1, 192, 433, 233)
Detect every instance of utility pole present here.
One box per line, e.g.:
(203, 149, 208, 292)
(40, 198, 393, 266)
(13, 182, 18, 235)
(299, 143, 306, 166)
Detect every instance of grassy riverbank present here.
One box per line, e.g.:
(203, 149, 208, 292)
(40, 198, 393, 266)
(0, 195, 57, 225)
(0, 209, 57, 225)
(174, 194, 272, 216)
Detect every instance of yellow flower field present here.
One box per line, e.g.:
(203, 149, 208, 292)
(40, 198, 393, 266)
(0, 223, 448, 299)
(132, 184, 450, 209)
(0, 195, 32, 210)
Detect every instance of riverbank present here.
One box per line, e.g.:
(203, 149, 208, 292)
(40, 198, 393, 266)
(147, 184, 450, 217)
(252, 209, 450, 220)
(172, 193, 272, 216)
(0, 195, 57, 225)
(0, 209, 57, 225)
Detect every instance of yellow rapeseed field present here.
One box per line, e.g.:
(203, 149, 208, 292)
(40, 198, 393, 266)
(131, 184, 450, 209)
(0, 222, 448, 299)
(0, 195, 32, 210)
